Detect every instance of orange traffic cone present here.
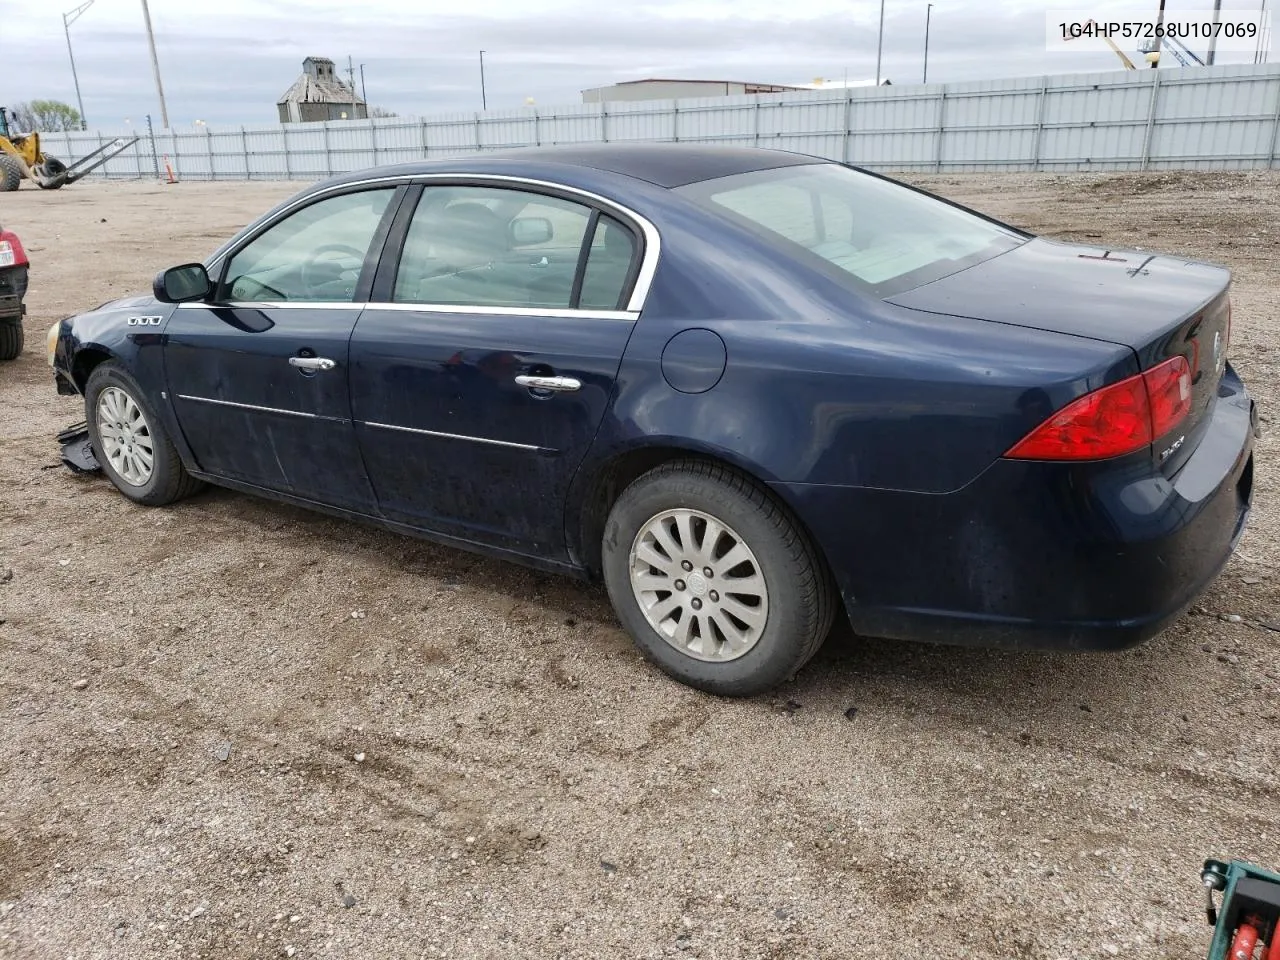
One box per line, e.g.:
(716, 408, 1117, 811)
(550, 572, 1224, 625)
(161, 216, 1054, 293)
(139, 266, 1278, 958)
(162, 155, 177, 184)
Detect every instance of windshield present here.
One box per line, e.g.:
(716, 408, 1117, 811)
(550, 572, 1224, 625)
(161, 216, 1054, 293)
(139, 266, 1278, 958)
(676, 163, 1026, 298)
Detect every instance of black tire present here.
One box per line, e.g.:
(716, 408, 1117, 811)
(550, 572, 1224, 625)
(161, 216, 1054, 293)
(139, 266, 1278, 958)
(84, 362, 204, 506)
(0, 155, 21, 192)
(34, 160, 65, 190)
(602, 459, 836, 697)
(0, 320, 21, 361)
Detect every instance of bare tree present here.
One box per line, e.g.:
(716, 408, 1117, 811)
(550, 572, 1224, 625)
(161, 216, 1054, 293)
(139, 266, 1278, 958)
(7, 102, 37, 133)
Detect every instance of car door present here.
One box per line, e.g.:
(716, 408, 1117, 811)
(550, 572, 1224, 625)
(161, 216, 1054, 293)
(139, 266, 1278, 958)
(164, 185, 404, 512)
(348, 181, 646, 559)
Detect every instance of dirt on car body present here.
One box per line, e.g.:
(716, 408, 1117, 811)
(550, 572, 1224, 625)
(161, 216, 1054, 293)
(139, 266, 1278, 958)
(1, 174, 1278, 959)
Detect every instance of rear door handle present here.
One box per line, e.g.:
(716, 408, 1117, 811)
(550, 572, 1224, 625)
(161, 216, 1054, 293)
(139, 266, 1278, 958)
(289, 356, 337, 372)
(515, 375, 581, 393)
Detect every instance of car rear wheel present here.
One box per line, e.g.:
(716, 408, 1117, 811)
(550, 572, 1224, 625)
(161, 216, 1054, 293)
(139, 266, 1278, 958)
(602, 460, 835, 697)
(85, 362, 203, 506)
(0, 320, 21, 361)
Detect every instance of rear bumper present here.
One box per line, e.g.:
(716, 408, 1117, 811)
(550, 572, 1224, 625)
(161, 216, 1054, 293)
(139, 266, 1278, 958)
(0, 265, 27, 320)
(777, 364, 1257, 652)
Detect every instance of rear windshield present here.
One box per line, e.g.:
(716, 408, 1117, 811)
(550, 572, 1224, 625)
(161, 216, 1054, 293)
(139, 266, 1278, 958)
(676, 163, 1026, 298)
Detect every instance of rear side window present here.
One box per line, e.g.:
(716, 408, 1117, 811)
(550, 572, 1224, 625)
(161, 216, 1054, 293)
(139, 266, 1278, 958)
(579, 215, 637, 311)
(392, 185, 637, 312)
(677, 164, 1024, 297)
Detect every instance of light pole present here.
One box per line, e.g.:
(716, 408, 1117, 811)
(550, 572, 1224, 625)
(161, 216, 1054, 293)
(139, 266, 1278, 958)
(63, 0, 95, 130)
(1150, 0, 1167, 67)
(360, 63, 368, 107)
(923, 3, 933, 83)
(875, 0, 886, 85)
(139, 0, 169, 128)
(479, 50, 487, 110)
(1206, 0, 1223, 64)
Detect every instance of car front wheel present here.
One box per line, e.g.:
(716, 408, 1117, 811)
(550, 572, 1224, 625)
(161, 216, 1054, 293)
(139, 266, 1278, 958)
(84, 362, 203, 506)
(602, 460, 835, 697)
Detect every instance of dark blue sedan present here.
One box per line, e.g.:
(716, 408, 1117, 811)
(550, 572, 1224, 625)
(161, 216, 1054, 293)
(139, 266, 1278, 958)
(48, 144, 1257, 696)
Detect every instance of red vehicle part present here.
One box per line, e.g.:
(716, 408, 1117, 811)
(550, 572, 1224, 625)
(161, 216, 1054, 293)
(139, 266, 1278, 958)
(0, 227, 28, 268)
(1231, 917, 1262, 960)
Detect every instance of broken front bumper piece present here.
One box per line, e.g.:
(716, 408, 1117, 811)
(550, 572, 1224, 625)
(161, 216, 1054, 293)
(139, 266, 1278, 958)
(57, 422, 100, 474)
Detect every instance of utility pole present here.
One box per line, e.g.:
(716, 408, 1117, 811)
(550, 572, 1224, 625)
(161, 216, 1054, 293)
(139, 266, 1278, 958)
(360, 63, 367, 107)
(348, 56, 357, 118)
(1206, 0, 1223, 64)
(1258, 0, 1270, 64)
(63, 0, 95, 130)
(875, 0, 886, 85)
(923, 3, 933, 84)
(139, 0, 169, 127)
(479, 50, 487, 110)
(1150, 0, 1168, 67)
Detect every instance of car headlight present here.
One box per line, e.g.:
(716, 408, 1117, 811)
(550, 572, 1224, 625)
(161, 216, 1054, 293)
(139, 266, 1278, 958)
(46, 320, 62, 367)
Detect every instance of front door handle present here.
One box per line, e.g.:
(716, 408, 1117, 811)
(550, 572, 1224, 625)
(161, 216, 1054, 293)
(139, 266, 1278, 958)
(515, 374, 581, 393)
(289, 356, 337, 372)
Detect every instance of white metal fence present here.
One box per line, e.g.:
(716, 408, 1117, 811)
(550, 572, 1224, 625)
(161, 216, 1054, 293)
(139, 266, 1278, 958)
(40, 62, 1280, 183)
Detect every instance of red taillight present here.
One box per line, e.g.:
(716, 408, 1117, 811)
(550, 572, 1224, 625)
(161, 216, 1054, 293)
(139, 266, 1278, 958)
(1145, 354, 1192, 436)
(0, 229, 27, 268)
(1006, 356, 1192, 461)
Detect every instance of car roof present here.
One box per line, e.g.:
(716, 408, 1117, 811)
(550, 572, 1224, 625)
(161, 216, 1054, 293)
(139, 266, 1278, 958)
(476, 144, 824, 188)
(330, 144, 827, 191)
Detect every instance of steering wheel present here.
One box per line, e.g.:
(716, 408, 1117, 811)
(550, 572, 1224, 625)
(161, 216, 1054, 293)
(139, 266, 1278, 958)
(300, 243, 366, 294)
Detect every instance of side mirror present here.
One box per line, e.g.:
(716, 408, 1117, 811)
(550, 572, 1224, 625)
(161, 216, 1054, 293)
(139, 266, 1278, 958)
(153, 263, 212, 303)
(509, 216, 553, 247)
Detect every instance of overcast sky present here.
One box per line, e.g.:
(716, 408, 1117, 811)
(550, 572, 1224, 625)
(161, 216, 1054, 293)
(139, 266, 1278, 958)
(0, 0, 1269, 131)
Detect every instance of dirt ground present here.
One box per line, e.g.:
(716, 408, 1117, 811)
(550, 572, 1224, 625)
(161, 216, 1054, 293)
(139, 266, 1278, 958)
(1, 169, 1278, 960)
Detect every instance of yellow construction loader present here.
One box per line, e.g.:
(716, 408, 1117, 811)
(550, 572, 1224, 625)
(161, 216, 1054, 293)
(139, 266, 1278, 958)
(0, 107, 139, 191)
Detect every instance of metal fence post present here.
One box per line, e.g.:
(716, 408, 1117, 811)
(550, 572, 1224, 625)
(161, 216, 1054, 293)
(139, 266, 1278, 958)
(369, 120, 378, 166)
(282, 127, 291, 180)
(672, 103, 679, 142)
(753, 99, 761, 147)
(933, 89, 946, 173)
(1140, 71, 1163, 170)
(1268, 79, 1280, 169)
(1031, 79, 1049, 171)
(323, 122, 333, 175)
(533, 109, 541, 147)
(842, 89, 854, 163)
(420, 118, 429, 158)
(145, 115, 160, 179)
(241, 125, 251, 179)
(474, 112, 482, 151)
(600, 103, 608, 143)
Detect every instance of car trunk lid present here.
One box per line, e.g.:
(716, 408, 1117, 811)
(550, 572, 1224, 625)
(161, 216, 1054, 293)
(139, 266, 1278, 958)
(887, 237, 1232, 473)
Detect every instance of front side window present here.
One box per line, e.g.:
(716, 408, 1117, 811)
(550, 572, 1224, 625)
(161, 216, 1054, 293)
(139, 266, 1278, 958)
(221, 188, 395, 302)
(393, 185, 637, 312)
(677, 163, 1025, 297)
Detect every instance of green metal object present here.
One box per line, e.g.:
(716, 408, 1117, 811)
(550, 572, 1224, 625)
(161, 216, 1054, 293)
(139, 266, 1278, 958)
(1202, 858, 1280, 959)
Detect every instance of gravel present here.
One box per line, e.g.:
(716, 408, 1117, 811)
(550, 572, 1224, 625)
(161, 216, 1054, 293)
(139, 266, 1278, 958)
(0, 174, 1278, 959)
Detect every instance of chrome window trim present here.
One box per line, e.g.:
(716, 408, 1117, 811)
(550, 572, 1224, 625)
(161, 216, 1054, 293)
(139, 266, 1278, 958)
(203, 172, 661, 314)
(177, 301, 636, 320)
(177, 301, 364, 311)
(363, 303, 636, 321)
(361, 420, 549, 452)
(176, 394, 342, 422)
